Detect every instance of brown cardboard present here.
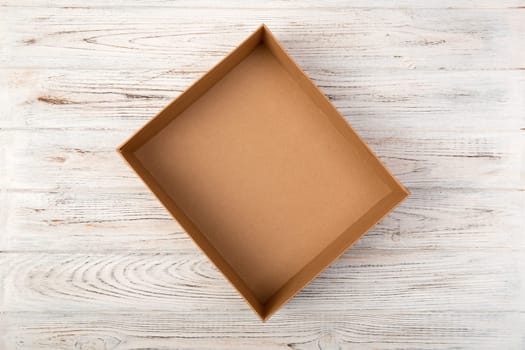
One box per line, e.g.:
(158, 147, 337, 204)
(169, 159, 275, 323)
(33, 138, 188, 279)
(118, 24, 409, 321)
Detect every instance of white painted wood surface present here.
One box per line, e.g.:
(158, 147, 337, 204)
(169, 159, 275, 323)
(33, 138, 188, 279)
(1, 1, 524, 349)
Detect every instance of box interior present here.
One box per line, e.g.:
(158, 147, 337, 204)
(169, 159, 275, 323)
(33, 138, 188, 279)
(119, 26, 408, 320)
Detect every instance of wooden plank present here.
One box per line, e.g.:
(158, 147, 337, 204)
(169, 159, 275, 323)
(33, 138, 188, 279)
(1, 188, 523, 252)
(4, 0, 525, 9)
(1, 68, 523, 131)
(1, 249, 523, 313)
(2, 310, 524, 350)
(3, 7, 524, 70)
(1, 128, 521, 191)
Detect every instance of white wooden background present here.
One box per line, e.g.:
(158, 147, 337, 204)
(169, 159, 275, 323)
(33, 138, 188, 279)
(1, 1, 524, 349)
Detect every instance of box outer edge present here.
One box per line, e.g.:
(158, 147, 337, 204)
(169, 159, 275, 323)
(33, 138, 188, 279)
(117, 24, 410, 321)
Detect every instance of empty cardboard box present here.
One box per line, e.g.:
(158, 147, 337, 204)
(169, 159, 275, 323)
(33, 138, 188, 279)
(118, 24, 409, 320)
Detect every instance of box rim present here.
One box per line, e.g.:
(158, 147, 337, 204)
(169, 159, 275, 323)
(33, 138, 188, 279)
(118, 24, 410, 321)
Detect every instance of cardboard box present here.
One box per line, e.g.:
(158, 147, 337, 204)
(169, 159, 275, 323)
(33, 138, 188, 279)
(118, 24, 409, 320)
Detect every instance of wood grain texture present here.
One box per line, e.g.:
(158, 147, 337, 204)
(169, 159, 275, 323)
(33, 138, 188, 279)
(1, 128, 521, 191)
(1, 251, 524, 349)
(1, 1, 524, 349)
(3, 310, 523, 350)
(2, 69, 524, 130)
(5, 0, 525, 8)
(2, 249, 524, 312)
(1, 187, 522, 253)
(3, 7, 525, 70)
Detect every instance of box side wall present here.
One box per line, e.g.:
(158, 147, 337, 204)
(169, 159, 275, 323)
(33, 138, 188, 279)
(263, 189, 408, 320)
(261, 26, 408, 195)
(120, 146, 266, 318)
